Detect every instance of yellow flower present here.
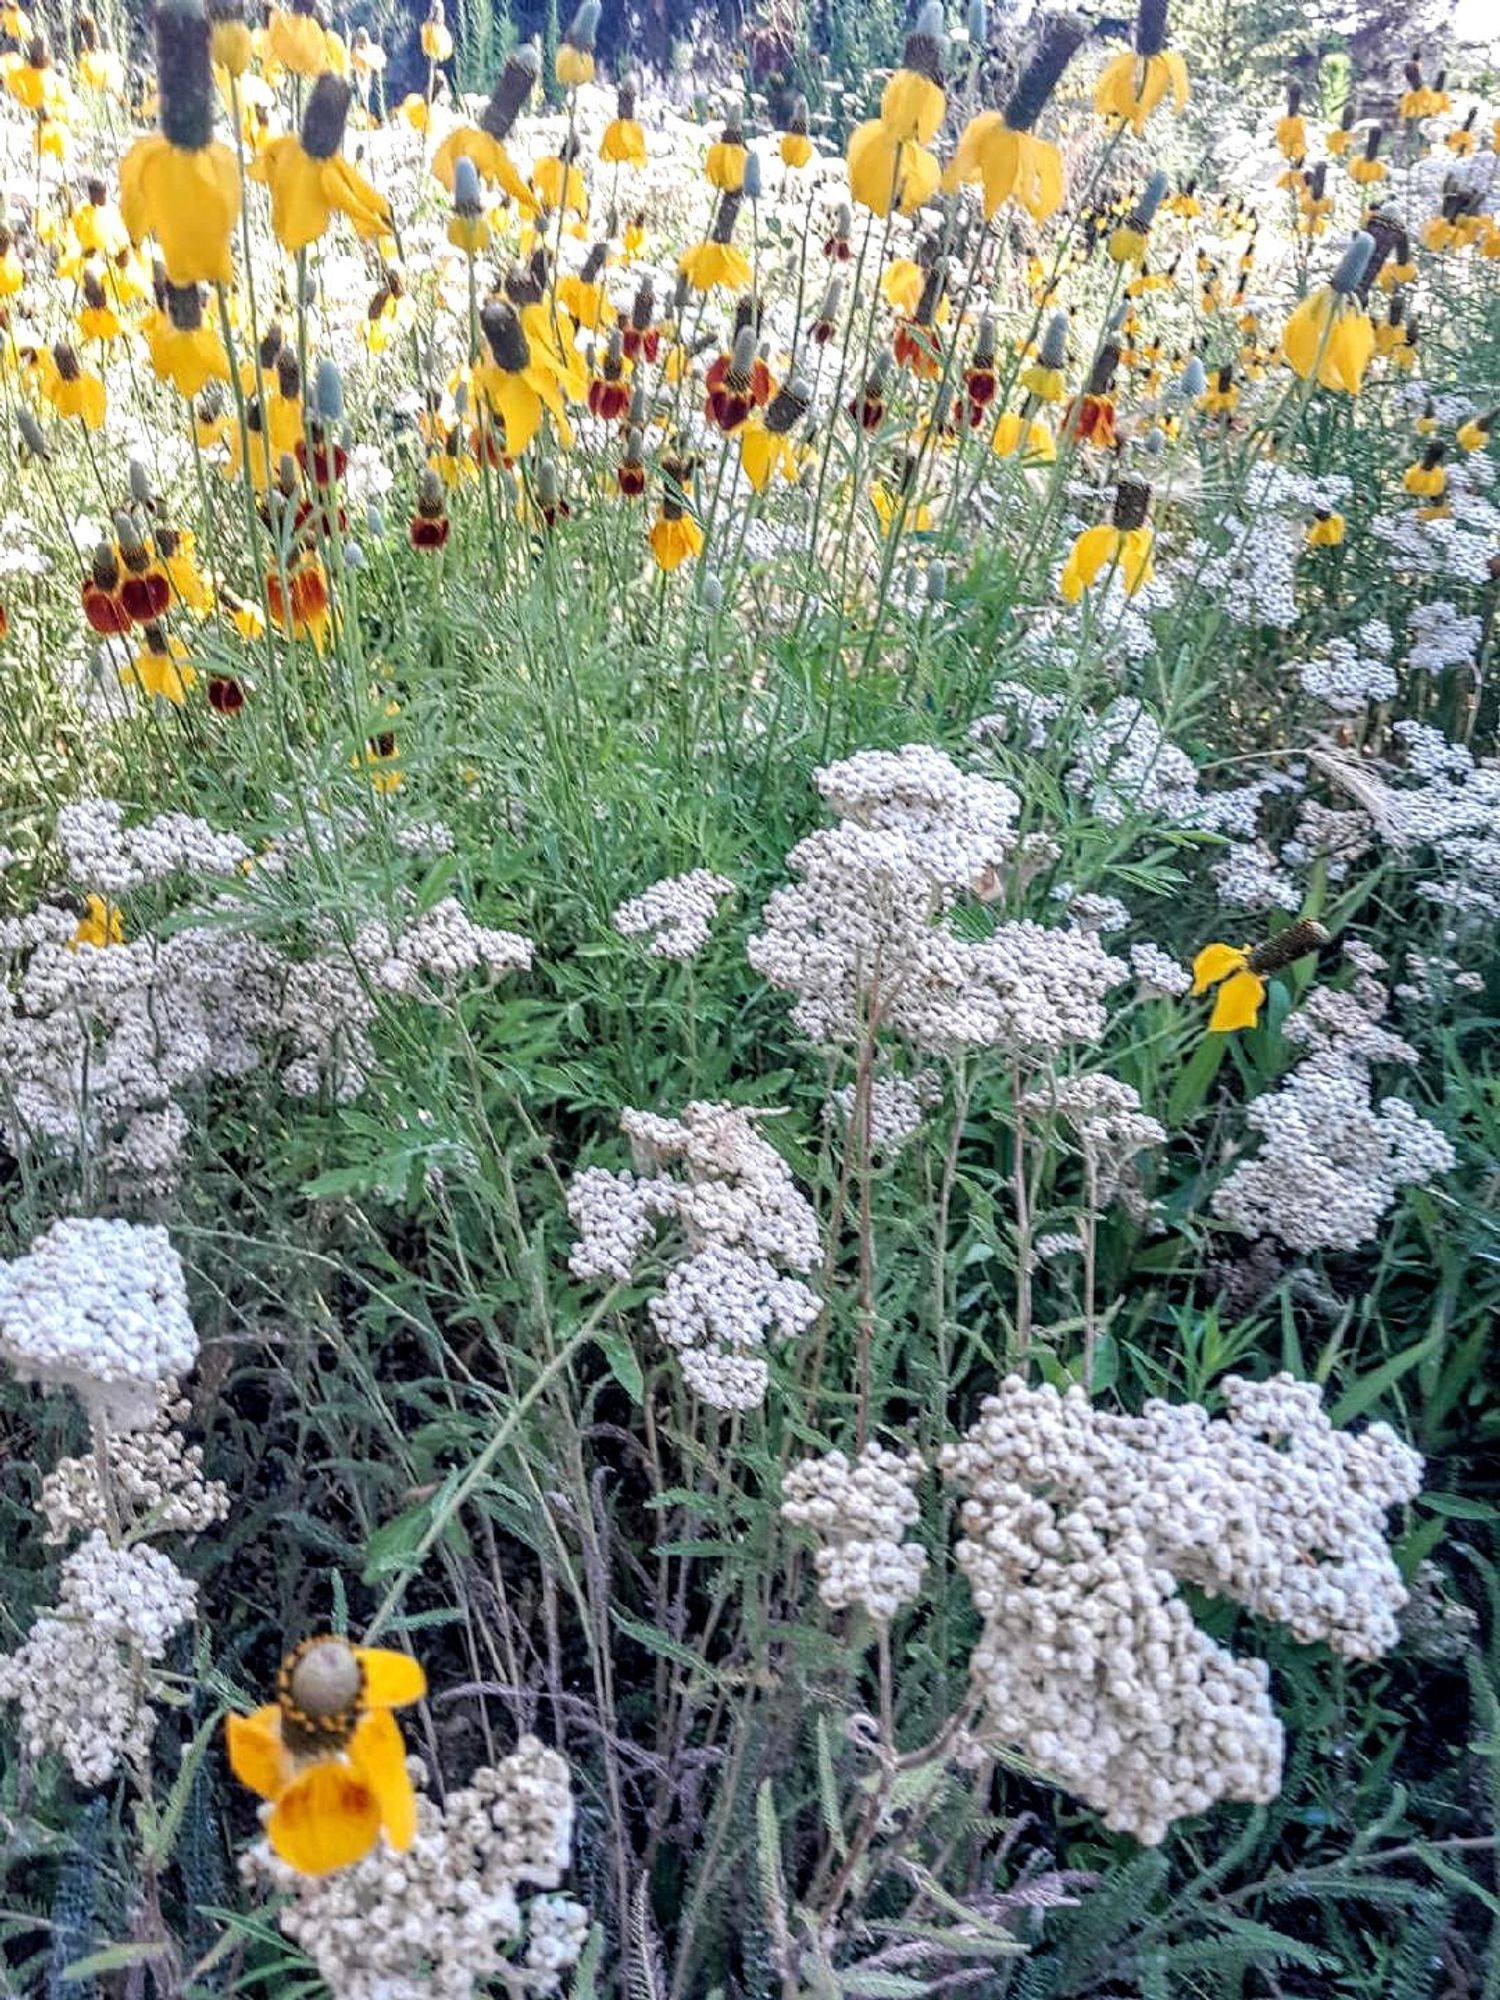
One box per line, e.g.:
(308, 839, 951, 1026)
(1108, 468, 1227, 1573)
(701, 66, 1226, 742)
(211, 15, 253, 76)
(555, 43, 593, 87)
(420, 16, 453, 61)
(1304, 508, 1345, 547)
(705, 134, 747, 190)
(145, 292, 231, 396)
(120, 132, 241, 289)
(1093, 50, 1189, 133)
(1403, 447, 1446, 498)
(256, 75, 391, 254)
(991, 410, 1056, 461)
(227, 1639, 426, 1876)
(1280, 239, 1375, 395)
(880, 65, 945, 144)
(1275, 111, 1306, 160)
(41, 344, 106, 427)
(266, 2, 329, 76)
(846, 121, 939, 217)
(1457, 411, 1494, 453)
(601, 116, 647, 166)
(780, 131, 812, 169)
(946, 114, 1063, 222)
(71, 895, 124, 950)
(1189, 943, 1264, 1032)
(1059, 522, 1154, 601)
(123, 625, 197, 705)
(532, 151, 588, 217)
(650, 510, 703, 570)
(474, 301, 577, 456)
(432, 128, 539, 215)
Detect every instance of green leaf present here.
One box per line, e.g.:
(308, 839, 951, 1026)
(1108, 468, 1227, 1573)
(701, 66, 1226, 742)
(62, 1942, 165, 1978)
(597, 1328, 644, 1404)
(1168, 1033, 1227, 1126)
(1330, 1334, 1440, 1424)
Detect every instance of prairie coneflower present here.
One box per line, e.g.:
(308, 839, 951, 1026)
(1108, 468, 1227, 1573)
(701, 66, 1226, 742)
(964, 315, 999, 427)
(123, 621, 197, 704)
(227, 1638, 426, 1875)
(266, 0, 331, 75)
(779, 96, 813, 169)
(76, 13, 127, 95)
(893, 260, 947, 381)
(616, 426, 647, 498)
(1305, 507, 1345, 547)
(1457, 409, 1494, 454)
(601, 83, 647, 166)
(1059, 476, 1155, 601)
(1403, 440, 1446, 498)
(991, 407, 1056, 461)
(848, 350, 891, 431)
(1348, 125, 1386, 185)
(114, 515, 172, 624)
(1191, 920, 1328, 1033)
(42, 343, 106, 427)
(71, 894, 124, 950)
(1299, 162, 1332, 232)
(81, 544, 131, 634)
(946, 13, 1083, 222)
(557, 242, 613, 330)
(474, 301, 575, 457)
(409, 468, 450, 549)
(74, 179, 130, 260)
(158, 527, 214, 614)
(846, 4, 945, 218)
(145, 281, 230, 397)
(1094, 0, 1188, 133)
(119, 0, 241, 288)
(77, 271, 124, 344)
(1281, 232, 1375, 395)
(1064, 341, 1120, 447)
(432, 51, 540, 213)
(267, 551, 332, 651)
(705, 325, 772, 433)
(1021, 312, 1070, 402)
(1326, 100, 1355, 155)
(588, 328, 631, 422)
(1398, 57, 1442, 122)
(256, 75, 390, 255)
(1275, 84, 1306, 161)
(207, 0, 253, 76)
(1200, 361, 1238, 416)
(649, 453, 703, 570)
(739, 378, 809, 491)
(871, 452, 933, 537)
(1108, 171, 1167, 266)
(705, 109, 748, 191)
(555, 0, 599, 88)
(532, 134, 588, 218)
(1446, 108, 1478, 157)
(420, 2, 453, 63)
(680, 193, 752, 294)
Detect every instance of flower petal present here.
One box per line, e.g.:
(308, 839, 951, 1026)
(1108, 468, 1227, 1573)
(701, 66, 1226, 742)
(356, 1647, 427, 1708)
(267, 1763, 381, 1875)
(1190, 943, 1248, 994)
(226, 1705, 292, 1800)
(350, 1710, 418, 1850)
(1208, 968, 1266, 1033)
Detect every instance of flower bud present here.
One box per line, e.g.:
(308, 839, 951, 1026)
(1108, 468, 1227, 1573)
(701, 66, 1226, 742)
(743, 150, 763, 201)
(313, 357, 344, 422)
(452, 154, 482, 215)
(1330, 230, 1374, 295)
(1039, 311, 1069, 370)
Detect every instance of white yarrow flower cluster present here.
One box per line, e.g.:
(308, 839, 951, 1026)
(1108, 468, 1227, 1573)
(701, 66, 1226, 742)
(41, 1384, 229, 1543)
(613, 869, 735, 960)
(567, 1101, 821, 1410)
(1064, 700, 1201, 827)
(0, 1217, 198, 1429)
(782, 1444, 927, 1622)
(242, 1739, 587, 2000)
(941, 1373, 1420, 1845)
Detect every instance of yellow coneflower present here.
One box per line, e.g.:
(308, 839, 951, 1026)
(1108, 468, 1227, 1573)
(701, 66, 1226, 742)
(473, 300, 575, 457)
(1191, 920, 1327, 1033)
(266, 0, 331, 75)
(75, 12, 126, 95)
(419, 1, 452, 62)
(679, 191, 752, 293)
(1280, 231, 1375, 395)
(1398, 56, 1442, 122)
(991, 408, 1056, 461)
(119, 0, 241, 288)
(601, 81, 647, 165)
(532, 134, 588, 218)
(739, 379, 809, 491)
(779, 95, 813, 169)
(1305, 507, 1345, 547)
(1200, 361, 1239, 416)
(1094, 0, 1188, 133)
(1108, 170, 1167, 265)
(123, 620, 197, 704)
(947, 14, 1082, 223)
(432, 50, 540, 213)
(1402, 440, 1446, 498)
(256, 74, 390, 254)
(1059, 476, 1155, 602)
(555, 0, 598, 87)
(227, 1638, 426, 1876)
(207, 0, 252, 76)
(1275, 83, 1306, 160)
(77, 269, 123, 344)
(1457, 409, 1494, 453)
(73, 177, 129, 259)
(870, 452, 934, 536)
(649, 452, 703, 570)
(1326, 99, 1355, 155)
(1348, 124, 1386, 184)
(705, 109, 748, 191)
(1446, 107, 1478, 156)
(1020, 312, 1070, 402)
(266, 550, 332, 651)
(41, 341, 106, 427)
(847, 4, 945, 217)
(71, 894, 125, 950)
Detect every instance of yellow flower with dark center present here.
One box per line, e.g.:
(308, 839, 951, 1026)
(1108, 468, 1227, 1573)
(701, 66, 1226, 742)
(74, 182, 130, 259)
(532, 147, 588, 218)
(71, 894, 124, 950)
(680, 192, 752, 292)
(227, 1638, 426, 1875)
(1349, 126, 1385, 183)
(705, 123, 748, 191)
(209, 0, 253, 78)
(123, 622, 197, 704)
(1281, 232, 1375, 395)
(1305, 508, 1345, 547)
(432, 52, 540, 217)
(739, 380, 810, 492)
(555, 1, 598, 86)
(601, 83, 647, 165)
(779, 99, 813, 169)
(649, 456, 703, 569)
(120, 0, 241, 288)
(159, 527, 214, 613)
(1060, 477, 1155, 602)
(1403, 442, 1446, 498)
(256, 74, 391, 254)
(847, 122, 940, 217)
(1191, 920, 1328, 1033)
(420, 8, 453, 61)
(1275, 85, 1306, 161)
(77, 273, 123, 344)
(42, 342, 106, 427)
(474, 300, 576, 456)
(266, 0, 329, 76)
(947, 114, 1063, 221)
(1094, 0, 1188, 133)
(991, 409, 1056, 461)
(1457, 410, 1494, 453)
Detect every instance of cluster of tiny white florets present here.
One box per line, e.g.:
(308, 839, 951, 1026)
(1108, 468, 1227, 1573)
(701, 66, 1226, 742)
(357, 899, 535, 996)
(567, 1101, 820, 1409)
(1029, 1073, 1166, 1204)
(1404, 599, 1481, 676)
(1295, 635, 1398, 713)
(56, 798, 252, 892)
(1212, 976, 1453, 1252)
(1128, 942, 1192, 998)
(241, 1739, 586, 2000)
(749, 747, 1125, 1056)
(781, 1444, 927, 1622)
(1211, 841, 1302, 913)
(40, 1383, 229, 1543)
(940, 1373, 1420, 1846)
(0, 1534, 198, 1784)
(827, 1071, 941, 1156)
(1064, 700, 1201, 827)
(612, 869, 736, 960)
(0, 1217, 198, 1429)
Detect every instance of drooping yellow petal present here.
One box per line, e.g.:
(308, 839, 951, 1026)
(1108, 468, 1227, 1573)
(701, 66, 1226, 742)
(324, 155, 391, 241)
(1207, 967, 1266, 1033)
(1281, 290, 1334, 381)
(880, 67, 945, 144)
(355, 1647, 427, 1708)
(1190, 942, 1249, 994)
(350, 1709, 417, 1849)
(226, 1705, 294, 1800)
(268, 1763, 381, 1875)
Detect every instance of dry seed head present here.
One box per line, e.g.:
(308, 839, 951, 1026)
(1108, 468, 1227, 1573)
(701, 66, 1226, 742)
(481, 46, 539, 141)
(1004, 12, 1085, 132)
(1245, 919, 1329, 978)
(155, 0, 215, 153)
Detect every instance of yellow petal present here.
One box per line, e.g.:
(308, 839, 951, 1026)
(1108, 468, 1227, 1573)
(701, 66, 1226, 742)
(1208, 968, 1266, 1033)
(268, 1763, 381, 1875)
(356, 1647, 427, 1708)
(350, 1709, 417, 1850)
(226, 1705, 292, 1800)
(1190, 942, 1248, 994)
